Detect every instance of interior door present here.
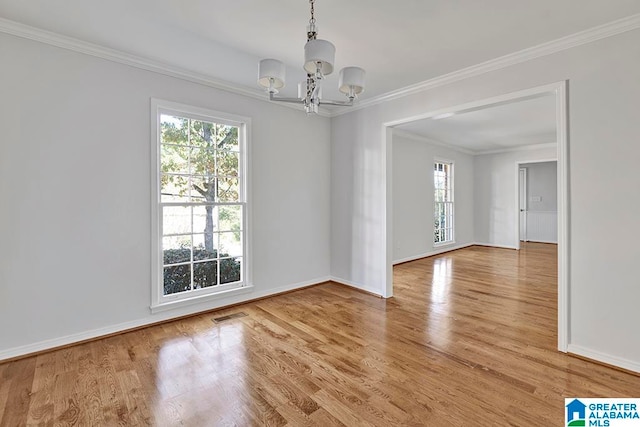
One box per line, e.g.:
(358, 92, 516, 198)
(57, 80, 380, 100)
(519, 168, 527, 241)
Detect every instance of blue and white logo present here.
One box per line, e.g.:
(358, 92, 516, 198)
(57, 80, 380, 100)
(566, 398, 640, 426)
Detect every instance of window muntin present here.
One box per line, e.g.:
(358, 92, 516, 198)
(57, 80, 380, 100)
(153, 102, 248, 307)
(434, 161, 454, 245)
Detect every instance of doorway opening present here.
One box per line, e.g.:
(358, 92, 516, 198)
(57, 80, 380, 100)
(383, 81, 569, 351)
(517, 161, 558, 247)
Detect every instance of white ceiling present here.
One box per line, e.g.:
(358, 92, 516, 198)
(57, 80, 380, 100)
(1, 1, 639, 102)
(394, 95, 557, 153)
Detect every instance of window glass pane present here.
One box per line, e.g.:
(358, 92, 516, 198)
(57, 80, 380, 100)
(164, 265, 191, 295)
(191, 148, 216, 176)
(161, 175, 190, 203)
(161, 145, 190, 175)
(217, 177, 240, 202)
(194, 261, 217, 289)
(218, 205, 242, 232)
(190, 177, 216, 203)
(193, 234, 217, 261)
(163, 236, 191, 265)
(189, 120, 215, 147)
(163, 206, 191, 235)
(160, 115, 188, 145)
(217, 126, 239, 152)
(192, 205, 217, 236)
(219, 231, 242, 258)
(216, 151, 239, 177)
(220, 258, 241, 284)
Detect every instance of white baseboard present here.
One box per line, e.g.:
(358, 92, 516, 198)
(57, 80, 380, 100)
(330, 276, 383, 297)
(473, 242, 519, 250)
(393, 243, 474, 265)
(524, 239, 558, 244)
(568, 344, 640, 374)
(0, 276, 331, 362)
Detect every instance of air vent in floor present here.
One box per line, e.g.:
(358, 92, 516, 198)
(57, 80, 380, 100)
(212, 312, 248, 323)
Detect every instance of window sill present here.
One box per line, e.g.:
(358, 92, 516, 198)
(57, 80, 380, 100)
(434, 240, 456, 248)
(150, 284, 254, 314)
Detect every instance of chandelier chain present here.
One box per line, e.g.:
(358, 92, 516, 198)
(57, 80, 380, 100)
(309, 0, 316, 26)
(307, 0, 317, 41)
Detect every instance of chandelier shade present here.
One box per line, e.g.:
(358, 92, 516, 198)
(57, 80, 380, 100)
(339, 67, 366, 97)
(258, 59, 286, 91)
(303, 39, 336, 76)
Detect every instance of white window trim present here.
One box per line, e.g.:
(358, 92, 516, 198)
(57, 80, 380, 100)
(433, 158, 455, 247)
(150, 98, 252, 313)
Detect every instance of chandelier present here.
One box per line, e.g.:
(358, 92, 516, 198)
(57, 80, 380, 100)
(257, 0, 365, 114)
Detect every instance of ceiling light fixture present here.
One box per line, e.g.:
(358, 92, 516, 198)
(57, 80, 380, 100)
(257, 0, 365, 114)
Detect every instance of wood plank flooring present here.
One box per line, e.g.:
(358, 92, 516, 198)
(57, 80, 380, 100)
(1, 243, 638, 426)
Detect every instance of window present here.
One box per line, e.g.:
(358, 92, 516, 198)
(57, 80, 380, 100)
(434, 161, 454, 245)
(151, 100, 250, 311)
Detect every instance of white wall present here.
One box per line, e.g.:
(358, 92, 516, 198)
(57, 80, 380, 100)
(474, 148, 557, 248)
(0, 33, 331, 358)
(392, 132, 474, 263)
(331, 28, 640, 370)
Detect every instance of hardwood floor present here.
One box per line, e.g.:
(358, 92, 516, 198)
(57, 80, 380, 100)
(1, 243, 638, 426)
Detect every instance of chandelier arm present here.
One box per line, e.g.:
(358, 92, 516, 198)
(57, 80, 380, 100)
(318, 99, 355, 106)
(268, 93, 307, 104)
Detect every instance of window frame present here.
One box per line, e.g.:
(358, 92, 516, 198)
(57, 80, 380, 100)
(433, 159, 455, 246)
(150, 99, 252, 313)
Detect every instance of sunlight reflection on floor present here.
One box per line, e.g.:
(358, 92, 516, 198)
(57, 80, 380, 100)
(428, 256, 453, 348)
(153, 322, 249, 424)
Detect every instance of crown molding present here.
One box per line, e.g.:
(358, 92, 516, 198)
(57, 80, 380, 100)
(0, 17, 333, 118)
(334, 13, 640, 117)
(2, 13, 638, 120)
(393, 129, 557, 156)
(0, 18, 261, 99)
(477, 142, 557, 156)
(392, 129, 476, 155)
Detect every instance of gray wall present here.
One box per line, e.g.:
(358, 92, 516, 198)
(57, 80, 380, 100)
(474, 148, 557, 247)
(331, 28, 640, 369)
(0, 33, 331, 358)
(392, 132, 474, 263)
(524, 161, 557, 212)
(392, 139, 558, 259)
